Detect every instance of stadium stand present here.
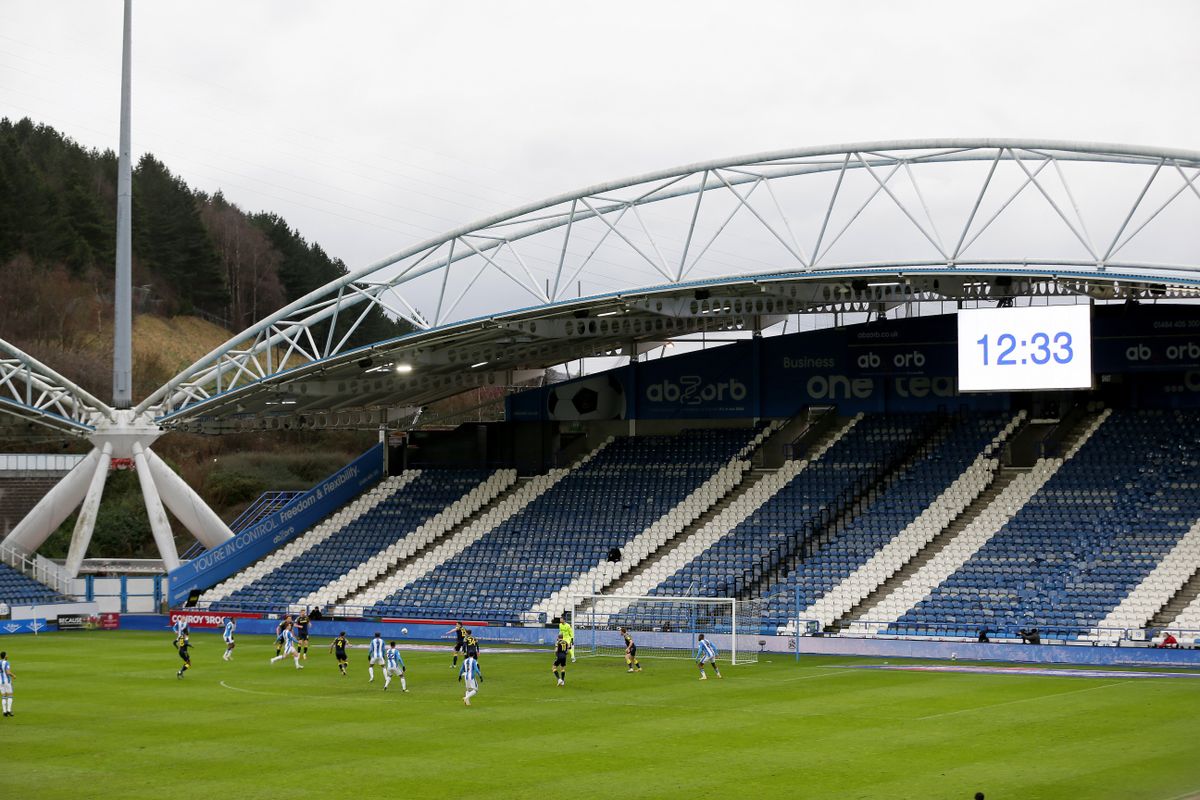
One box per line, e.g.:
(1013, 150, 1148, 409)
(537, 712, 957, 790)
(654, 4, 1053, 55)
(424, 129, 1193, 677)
(205, 469, 501, 610)
(583, 415, 859, 623)
(611, 413, 950, 624)
(1163, 569, 1200, 644)
(187, 402, 1200, 649)
(299, 467, 517, 612)
(0, 560, 67, 605)
(181, 490, 305, 560)
(1088, 518, 1200, 642)
(200, 472, 424, 604)
(889, 409, 1200, 639)
(530, 421, 782, 622)
(361, 427, 767, 622)
(776, 411, 1024, 630)
(331, 439, 615, 615)
(844, 464, 1056, 634)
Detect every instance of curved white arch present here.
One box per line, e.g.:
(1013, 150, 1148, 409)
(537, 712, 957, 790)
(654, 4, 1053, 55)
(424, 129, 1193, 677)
(138, 139, 1200, 420)
(0, 339, 113, 434)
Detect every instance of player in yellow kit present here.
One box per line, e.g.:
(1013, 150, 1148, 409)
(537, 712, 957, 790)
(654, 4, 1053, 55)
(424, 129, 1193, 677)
(558, 615, 576, 663)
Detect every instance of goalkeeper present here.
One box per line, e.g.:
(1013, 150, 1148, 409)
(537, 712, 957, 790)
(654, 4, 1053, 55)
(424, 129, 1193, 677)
(694, 634, 722, 680)
(558, 615, 576, 663)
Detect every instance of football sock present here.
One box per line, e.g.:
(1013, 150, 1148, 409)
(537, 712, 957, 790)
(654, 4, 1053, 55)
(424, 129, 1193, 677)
(369, 666, 375, 681)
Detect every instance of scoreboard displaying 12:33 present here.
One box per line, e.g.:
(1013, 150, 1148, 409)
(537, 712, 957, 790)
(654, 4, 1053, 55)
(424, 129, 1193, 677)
(957, 304, 1093, 392)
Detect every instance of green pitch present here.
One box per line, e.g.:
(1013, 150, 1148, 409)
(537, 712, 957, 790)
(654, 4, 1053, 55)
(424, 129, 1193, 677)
(2, 631, 1198, 800)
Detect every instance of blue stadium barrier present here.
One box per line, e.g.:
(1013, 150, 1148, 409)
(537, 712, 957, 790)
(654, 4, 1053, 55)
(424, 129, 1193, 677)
(167, 445, 384, 605)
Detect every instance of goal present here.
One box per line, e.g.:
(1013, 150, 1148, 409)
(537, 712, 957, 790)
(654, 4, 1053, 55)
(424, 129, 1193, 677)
(567, 593, 764, 665)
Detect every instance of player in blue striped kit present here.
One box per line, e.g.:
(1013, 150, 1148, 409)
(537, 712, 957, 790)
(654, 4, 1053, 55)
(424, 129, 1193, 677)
(270, 622, 304, 669)
(367, 632, 386, 683)
(0, 651, 13, 717)
(383, 642, 408, 692)
(222, 617, 237, 661)
(459, 654, 482, 706)
(694, 634, 722, 680)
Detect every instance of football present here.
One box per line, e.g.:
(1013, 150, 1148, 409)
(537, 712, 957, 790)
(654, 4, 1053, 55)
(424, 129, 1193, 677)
(545, 374, 626, 421)
(401, 627, 408, 635)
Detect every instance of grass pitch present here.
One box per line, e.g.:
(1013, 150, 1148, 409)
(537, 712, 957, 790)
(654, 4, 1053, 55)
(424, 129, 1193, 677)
(2, 631, 1198, 800)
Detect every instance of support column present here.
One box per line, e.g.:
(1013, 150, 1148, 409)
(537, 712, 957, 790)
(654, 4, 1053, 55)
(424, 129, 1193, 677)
(132, 441, 179, 571)
(143, 448, 233, 550)
(113, 0, 133, 409)
(65, 442, 113, 577)
(2, 449, 100, 554)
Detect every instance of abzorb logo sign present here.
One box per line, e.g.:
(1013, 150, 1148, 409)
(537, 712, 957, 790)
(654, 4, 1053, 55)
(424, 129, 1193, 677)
(645, 376, 748, 406)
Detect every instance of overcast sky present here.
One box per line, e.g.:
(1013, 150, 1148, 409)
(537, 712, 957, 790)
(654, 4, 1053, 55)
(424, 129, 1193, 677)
(2, 0, 1198, 274)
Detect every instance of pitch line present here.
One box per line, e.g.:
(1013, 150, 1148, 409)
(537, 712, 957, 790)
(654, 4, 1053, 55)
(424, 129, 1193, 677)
(219, 680, 278, 696)
(1160, 787, 1200, 800)
(218, 680, 372, 700)
(914, 680, 1127, 721)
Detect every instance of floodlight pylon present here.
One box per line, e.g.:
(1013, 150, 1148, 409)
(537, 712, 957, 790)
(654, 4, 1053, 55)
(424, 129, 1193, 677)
(0, 1, 233, 582)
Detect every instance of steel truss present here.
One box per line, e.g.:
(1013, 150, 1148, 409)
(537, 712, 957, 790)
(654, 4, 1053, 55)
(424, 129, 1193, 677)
(0, 340, 111, 435)
(132, 140, 1199, 426)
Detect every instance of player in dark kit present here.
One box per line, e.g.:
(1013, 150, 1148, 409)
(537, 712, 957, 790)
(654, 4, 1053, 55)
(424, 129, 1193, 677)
(175, 633, 193, 678)
(295, 610, 311, 660)
(552, 634, 569, 686)
(329, 632, 350, 676)
(274, 615, 292, 657)
(464, 630, 480, 660)
(449, 622, 466, 666)
(620, 627, 642, 672)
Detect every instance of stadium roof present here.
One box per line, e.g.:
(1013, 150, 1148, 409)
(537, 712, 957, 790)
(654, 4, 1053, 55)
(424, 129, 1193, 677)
(8, 139, 1200, 436)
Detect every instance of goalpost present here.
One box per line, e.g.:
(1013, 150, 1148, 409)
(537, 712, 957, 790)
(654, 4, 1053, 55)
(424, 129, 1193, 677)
(568, 593, 764, 665)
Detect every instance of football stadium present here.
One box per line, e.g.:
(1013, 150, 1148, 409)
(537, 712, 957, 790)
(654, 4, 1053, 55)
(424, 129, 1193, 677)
(3, 6, 1200, 800)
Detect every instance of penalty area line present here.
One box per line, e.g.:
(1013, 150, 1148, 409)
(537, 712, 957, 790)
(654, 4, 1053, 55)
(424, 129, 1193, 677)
(914, 680, 1128, 721)
(219, 680, 277, 696)
(778, 669, 862, 683)
(1160, 787, 1200, 800)
(218, 680, 361, 700)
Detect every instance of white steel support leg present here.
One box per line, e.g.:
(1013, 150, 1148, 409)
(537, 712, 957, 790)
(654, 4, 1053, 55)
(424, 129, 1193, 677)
(144, 448, 233, 549)
(64, 442, 113, 577)
(2, 449, 100, 554)
(132, 441, 179, 571)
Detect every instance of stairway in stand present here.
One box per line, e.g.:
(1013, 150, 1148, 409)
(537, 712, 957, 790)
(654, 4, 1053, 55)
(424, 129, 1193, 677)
(834, 468, 1024, 630)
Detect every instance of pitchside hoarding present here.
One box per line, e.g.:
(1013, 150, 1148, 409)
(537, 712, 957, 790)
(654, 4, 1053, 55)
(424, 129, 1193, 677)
(0, 619, 48, 635)
(167, 445, 384, 606)
(168, 610, 261, 628)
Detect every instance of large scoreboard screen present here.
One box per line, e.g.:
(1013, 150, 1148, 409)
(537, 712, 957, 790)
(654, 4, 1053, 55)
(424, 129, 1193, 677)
(957, 305, 1093, 392)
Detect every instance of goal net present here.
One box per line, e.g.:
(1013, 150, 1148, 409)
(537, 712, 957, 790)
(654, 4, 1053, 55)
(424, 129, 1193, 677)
(567, 593, 763, 665)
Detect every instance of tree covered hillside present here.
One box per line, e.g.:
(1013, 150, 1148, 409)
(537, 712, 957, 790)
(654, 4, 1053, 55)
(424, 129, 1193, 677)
(0, 116, 408, 399)
(0, 117, 406, 557)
